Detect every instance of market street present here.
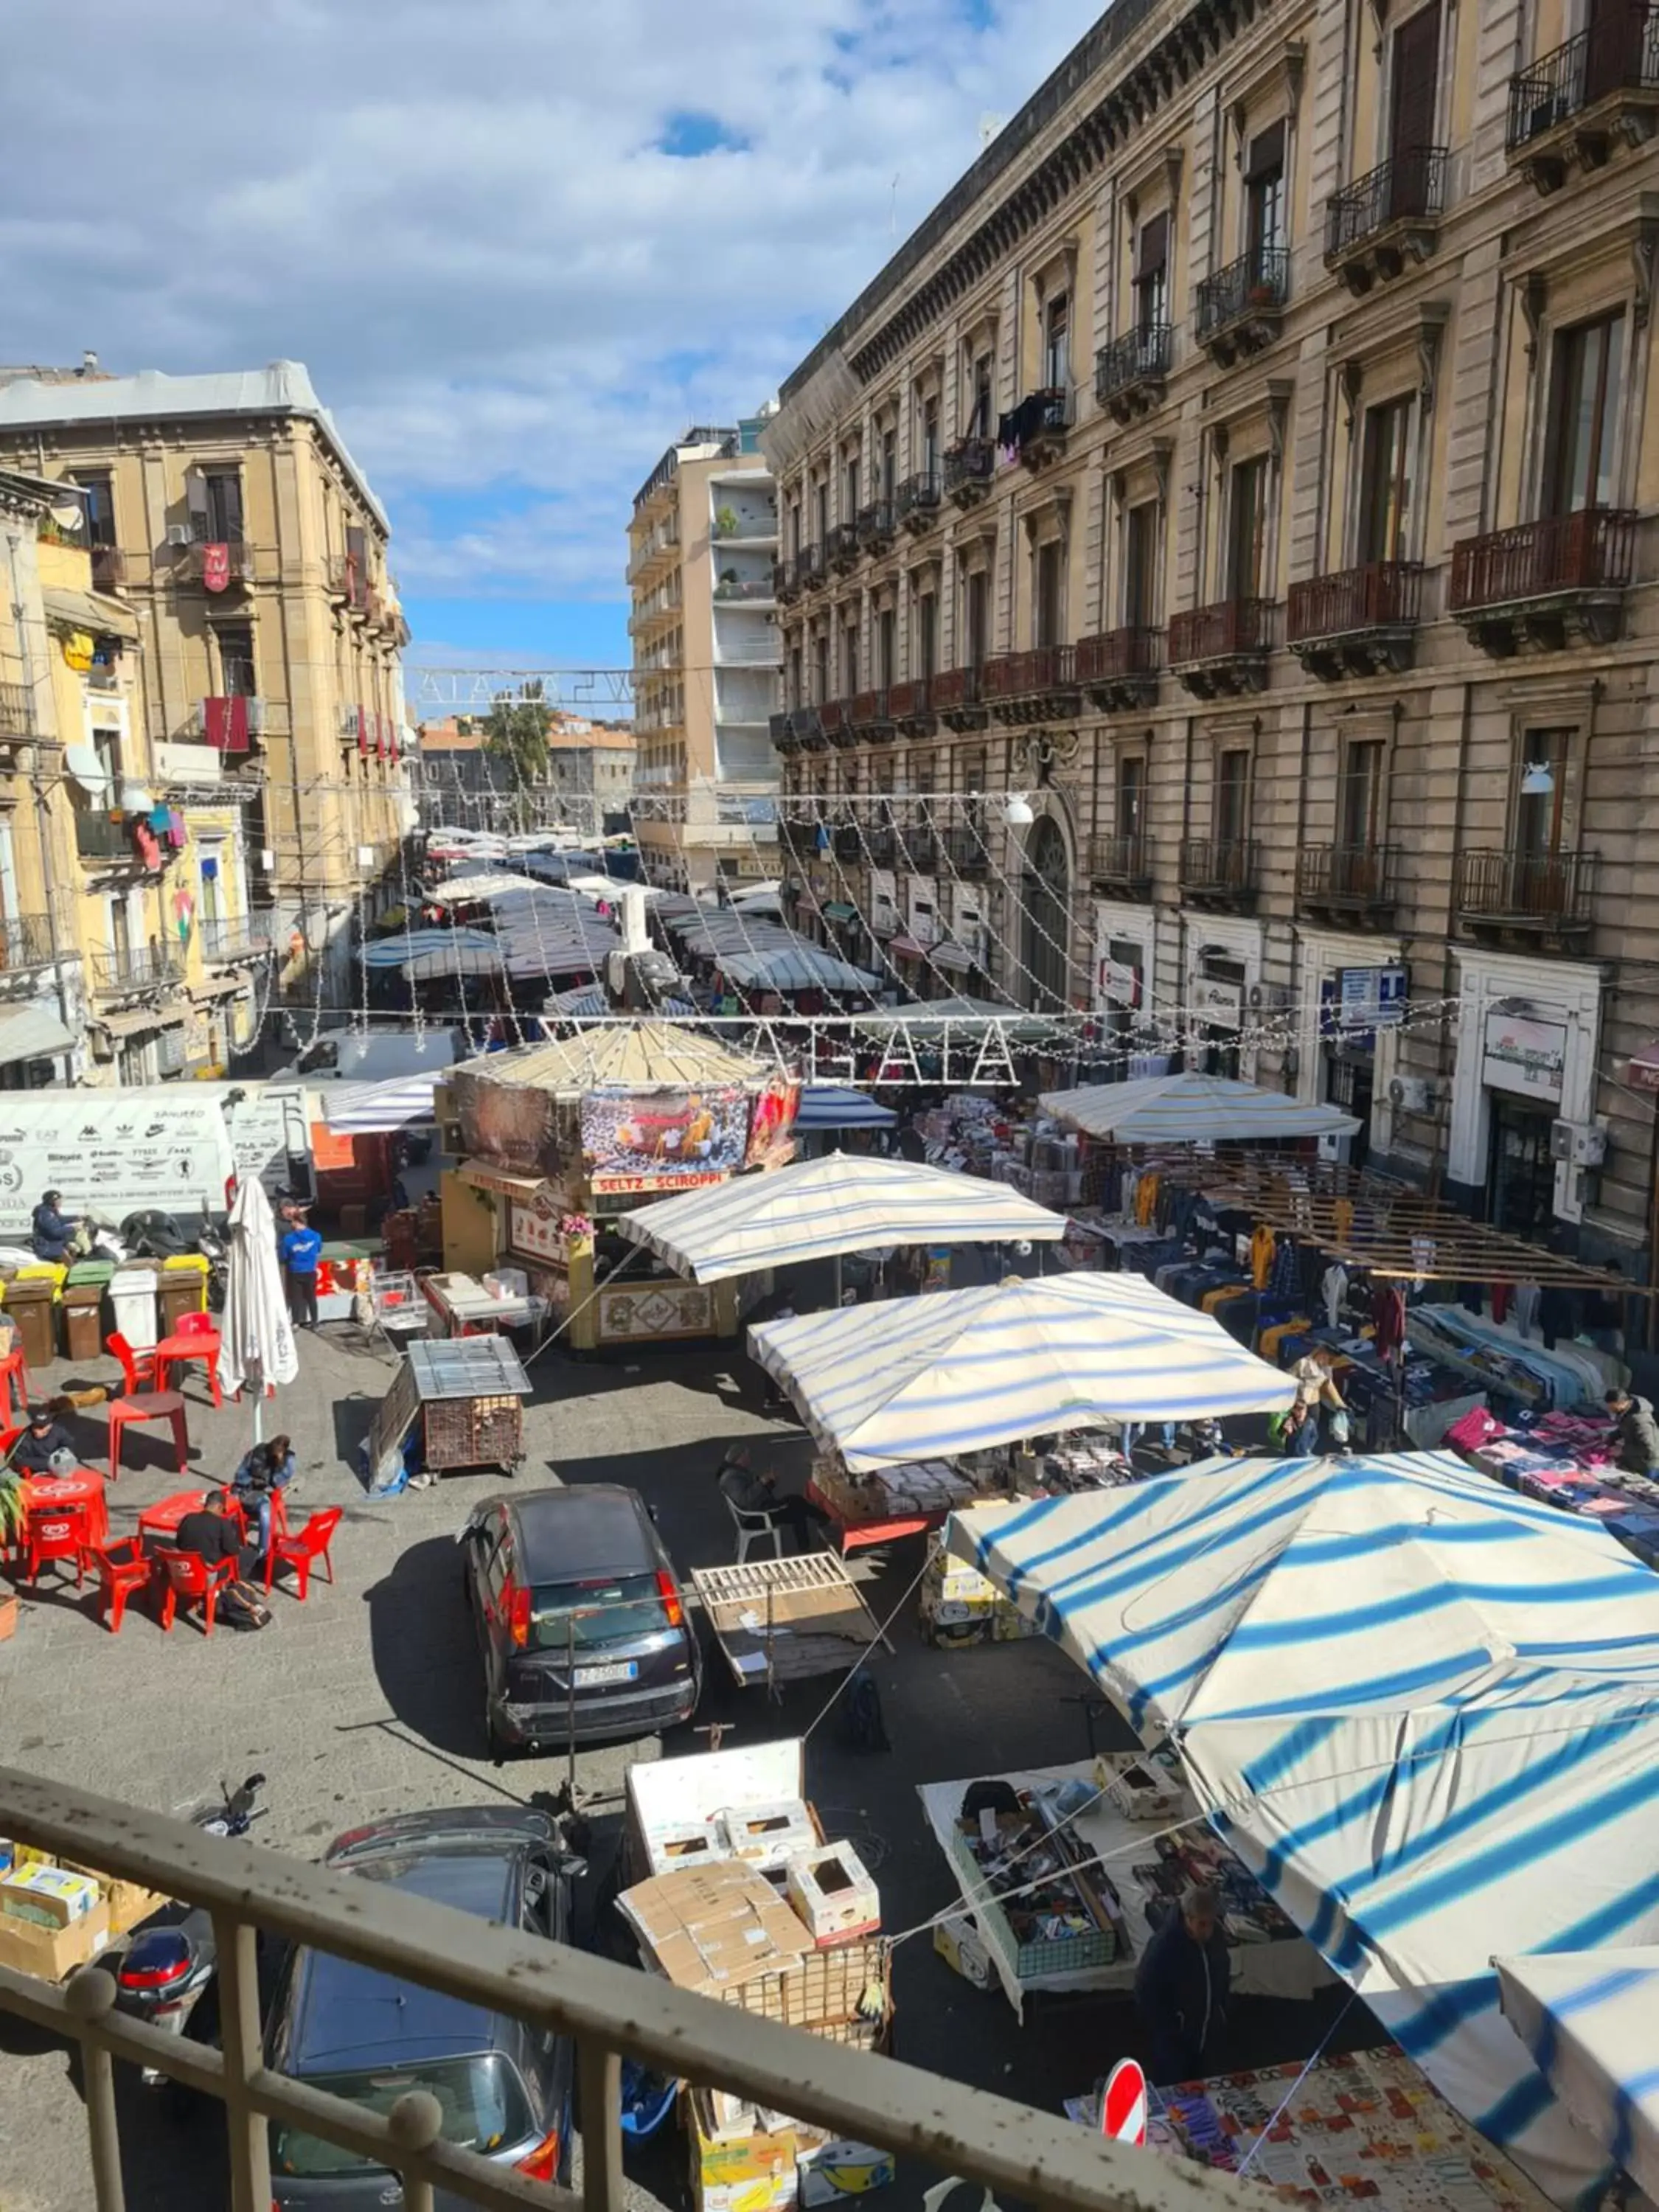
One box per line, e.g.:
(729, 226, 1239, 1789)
(0, 1321, 1371, 2212)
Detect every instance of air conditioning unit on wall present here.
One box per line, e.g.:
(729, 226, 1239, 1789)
(1550, 1119, 1608, 1166)
(1388, 1075, 1436, 1114)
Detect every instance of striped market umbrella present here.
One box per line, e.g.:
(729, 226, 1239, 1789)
(1040, 1071, 1360, 1142)
(1498, 1950, 1659, 2206)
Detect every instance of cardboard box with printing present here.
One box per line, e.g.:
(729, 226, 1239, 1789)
(688, 2092, 799, 2212)
(0, 1864, 100, 1930)
(618, 1863, 811, 1997)
(0, 1900, 111, 1983)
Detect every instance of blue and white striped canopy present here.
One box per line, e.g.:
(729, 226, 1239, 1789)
(947, 1453, 1659, 2208)
(322, 1076, 440, 1133)
(796, 1087, 897, 1131)
(623, 1153, 1066, 1285)
(748, 1271, 1294, 1469)
(1498, 1950, 1659, 2206)
(1040, 1071, 1360, 1141)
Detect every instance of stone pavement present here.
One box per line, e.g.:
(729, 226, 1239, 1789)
(0, 1320, 1375, 2211)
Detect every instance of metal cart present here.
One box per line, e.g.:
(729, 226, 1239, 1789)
(689, 1554, 891, 1694)
(366, 1335, 531, 1494)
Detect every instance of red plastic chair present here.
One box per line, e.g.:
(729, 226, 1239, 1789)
(153, 1547, 236, 1635)
(265, 1507, 341, 1599)
(105, 1332, 160, 1394)
(0, 1343, 30, 1425)
(94, 1539, 151, 1632)
(23, 1502, 94, 1589)
(175, 1310, 215, 1338)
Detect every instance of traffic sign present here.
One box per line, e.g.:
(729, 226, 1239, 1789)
(1101, 2057, 1147, 2146)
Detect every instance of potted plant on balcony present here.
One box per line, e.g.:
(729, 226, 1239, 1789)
(714, 505, 739, 539)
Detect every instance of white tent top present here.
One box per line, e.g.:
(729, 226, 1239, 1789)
(402, 944, 504, 981)
(1497, 1950, 1659, 2205)
(947, 1453, 1659, 2208)
(619, 1152, 1066, 1283)
(748, 1270, 1294, 1470)
(323, 1076, 442, 1132)
(428, 871, 549, 905)
(718, 946, 879, 994)
(1040, 1071, 1360, 1141)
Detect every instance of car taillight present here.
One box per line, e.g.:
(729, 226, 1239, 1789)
(655, 1569, 684, 1629)
(517, 2123, 560, 2181)
(119, 1955, 190, 1990)
(507, 1580, 531, 1649)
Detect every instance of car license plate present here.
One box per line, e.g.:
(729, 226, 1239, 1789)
(573, 1660, 639, 1687)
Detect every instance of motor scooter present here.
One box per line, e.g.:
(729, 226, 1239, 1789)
(114, 1773, 266, 2087)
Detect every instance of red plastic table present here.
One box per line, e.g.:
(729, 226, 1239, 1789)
(136, 1491, 207, 1545)
(152, 1331, 223, 1407)
(805, 1480, 942, 1555)
(22, 1468, 109, 1548)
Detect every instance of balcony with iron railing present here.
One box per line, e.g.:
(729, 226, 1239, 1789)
(932, 664, 989, 729)
(1507, 2, 1659, 184)
(982, 644, 1080, 722)
(789, 704, 827, 748)
(773, 557, 798, 602)
(827, 521, 861, 574)
(1076, 627, 1163, 710)
(1167, 599, 1276, 697)
(896, 468, 942, 532)
(900, 819, 940, 874)
(201, 914, 279, 964)
(1094, 324, 1173, 420)
(942, 820, 992, 875)
(1448, 507, 1637, 651)
(817, 698, 852, 747)
(833, 821, 863, 863)
(850, 687, 894, 739)
(1454, 846, 1598, 941)
(327, 552, 371, 611)
(1179, 836, 1260, 911)
(1295, 844, 1402, 925)
(182, 528, 254, 590)
(769, 709, 801, 754)
(856, 498, 897, 555)
(997, 387, 1071, 470)
(0, 912, 55, 971)
(1088, 833, 1155, 900)
(714, 577, 775, 603)
(943, 437, 995, 506)
(88, 941, 184, 997)
(0, 1767, 1231, 2212)
(886, 676, 936, 735)
(1324, 147, 1449, 290)
(866, 821, 899, 868)
(1287, 561, 1425, 678)
(795, 542, 827, 591)
(1194, 247, 1290, 363)
(74, 811, 143, 867)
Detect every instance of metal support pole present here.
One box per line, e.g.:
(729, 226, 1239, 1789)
(580, 2037, 623, 2212)
(214, 1914, 272, 2212)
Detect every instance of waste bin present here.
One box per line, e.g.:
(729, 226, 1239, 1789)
(108, 1267, 159, 1352)
(61, 1286, 104, 1364)
(3, 1279, 58, 1374)
(158, 1263, 206, 1334)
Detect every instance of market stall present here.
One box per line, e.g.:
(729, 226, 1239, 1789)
(749, 1271, 1295, 1472)
(439, 1023, 801, 1352)
(1453, 1405, 1659, 1569)
(1134, 2048, 1553, 2212)
(947, 1453, 1659, 2209)
(1040, 1071, 1361, 1144)
(364, 1335, 530, 1492)
(920, 1751, 1331, 2019)
(689, 1554, 887, 1688)
(1496, 1948, 1659, 2208)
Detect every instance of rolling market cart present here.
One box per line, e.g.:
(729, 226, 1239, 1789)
(366, 1335, 530, 1494)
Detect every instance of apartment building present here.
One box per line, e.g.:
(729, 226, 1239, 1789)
(0, 364, 413, 1010)
(414, 712, 636, 837)
(765, 0, 1659, 1266)
(628, 420, 780, 890)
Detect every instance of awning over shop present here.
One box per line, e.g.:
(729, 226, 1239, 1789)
(749, 1271, 1294, 1470)
(795, 1086, 897, 1132)
(947, 1453, 1659, 2209)
(1627, 1040, 1659, 1094)
(622, 1152, 1066, 1284)
(930, 941, 975, 973)
(1041, 1071, 1360, 1141)
(0, 1003, 74, 1067)
(42, 582, 138, 642)
(821, 902, 858, 925)
(322, 1076, 441, 1133)
(1497, 1950, 1659, 2205)
(887, 936, 925, 959)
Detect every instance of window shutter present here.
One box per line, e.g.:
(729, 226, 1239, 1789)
(1135, 212, 1169, 280)
(1246, 121, 1285, 181)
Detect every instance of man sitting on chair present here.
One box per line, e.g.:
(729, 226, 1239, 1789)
(717, 1447, 828, 1553)
(10, 1405, 79, 1476)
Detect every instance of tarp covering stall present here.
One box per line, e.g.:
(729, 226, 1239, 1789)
(947, 1453, 1659, 2208)
(1497, 1950, 1659, 2207)
(748, 1273, 1295, 1470)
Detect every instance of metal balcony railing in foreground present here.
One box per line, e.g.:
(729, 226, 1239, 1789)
(1448, 507, 1637, 611)
(0, 1769, 1266, 2212)
(1507, 1, 1659, 146)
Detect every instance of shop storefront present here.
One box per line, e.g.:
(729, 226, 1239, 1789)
(1182, 917, 1261, 1081)
(1447, 950, 1604, 1235)
(1091, 901, 1156, 1070)
(1298, 936, 1408, 1172)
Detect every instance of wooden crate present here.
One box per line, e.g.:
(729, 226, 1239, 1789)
(424, 1394, 522, 1469)
(720, 1938, 888, 2031)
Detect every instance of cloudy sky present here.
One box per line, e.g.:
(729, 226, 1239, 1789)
(6, 0, 1096, 678)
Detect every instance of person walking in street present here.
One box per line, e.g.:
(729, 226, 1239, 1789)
(278, 1212, 323, 1330)
(1134, 1882, 1231, 2085)
(1289, 1346, 1346, 1454)
(1607, 1386, 1659, 1476)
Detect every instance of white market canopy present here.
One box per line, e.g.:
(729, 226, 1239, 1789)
(1040, 1071, 1360, 1142)
(428, 870, 549, 905)
(1497, 1951, 1659, 2207)
(619, 1152, 1066, 1284)
(323, 1075, 442, 1133)
(717, 946, 878, 995)
(748, 1270, 1293, 1470)
(947, 1453, 1659, 2209)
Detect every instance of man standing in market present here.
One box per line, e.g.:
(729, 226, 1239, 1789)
(1134, 1882, 1231, 2085)
(278, 1208, 324, 1330)
(1606, 1385, 1659, 1476)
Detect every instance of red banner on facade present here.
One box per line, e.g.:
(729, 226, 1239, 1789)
(201, 543, 231, 593)
(201, 695, 248, 751)
(357, 705, 369, 756)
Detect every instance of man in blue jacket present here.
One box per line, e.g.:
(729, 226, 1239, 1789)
(278, 1214, 324, 1329)
(1134, 1882, 1231, 2085)
(30, 1192, 78, 1264)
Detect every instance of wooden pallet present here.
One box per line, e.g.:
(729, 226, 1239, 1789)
(690, 1554, 888, 1688)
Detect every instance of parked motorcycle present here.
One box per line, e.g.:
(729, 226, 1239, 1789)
(114, 1773, 266, 2087)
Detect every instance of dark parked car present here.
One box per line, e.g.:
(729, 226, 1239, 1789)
(461, 1483, 701, 1756)
(267, 1808, 580, 2208)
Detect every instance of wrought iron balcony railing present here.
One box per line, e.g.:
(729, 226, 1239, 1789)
(0, 912, 54, 970)
(88, 942, 184, 995)
(981, 645, 1078, 716)
(89, 545, 127, 592)
(1088, 834, 1155, 894)
(943, 437, 995, 501)
(201, 916, 278, 963)
(1287, 562, 1424, 641)
(1454, 846, 1598, 931)
(0, 1766, 1248, 2212)
(1169, 599, 1276, 664)
(1325, 147, 1449, 258)
(1295, 844, 1401, 914)
(1195, 248, 1290, 344)
(1075, 627, 1164, 687)
(856, 498, 896, 552)
(895, 470, 942, 527)
(996, 388, 1071, 462)
(1448, 508, 1637, 611)
(0, 680, 35, 738)
(1094, 324, 1173, 407)
(1508, 3, 1659, 147)
(827, 521, 861, 571)
(1179, 837, 1259, 900)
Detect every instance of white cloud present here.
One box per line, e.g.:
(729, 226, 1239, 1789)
(4, 0, 1098, 608)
